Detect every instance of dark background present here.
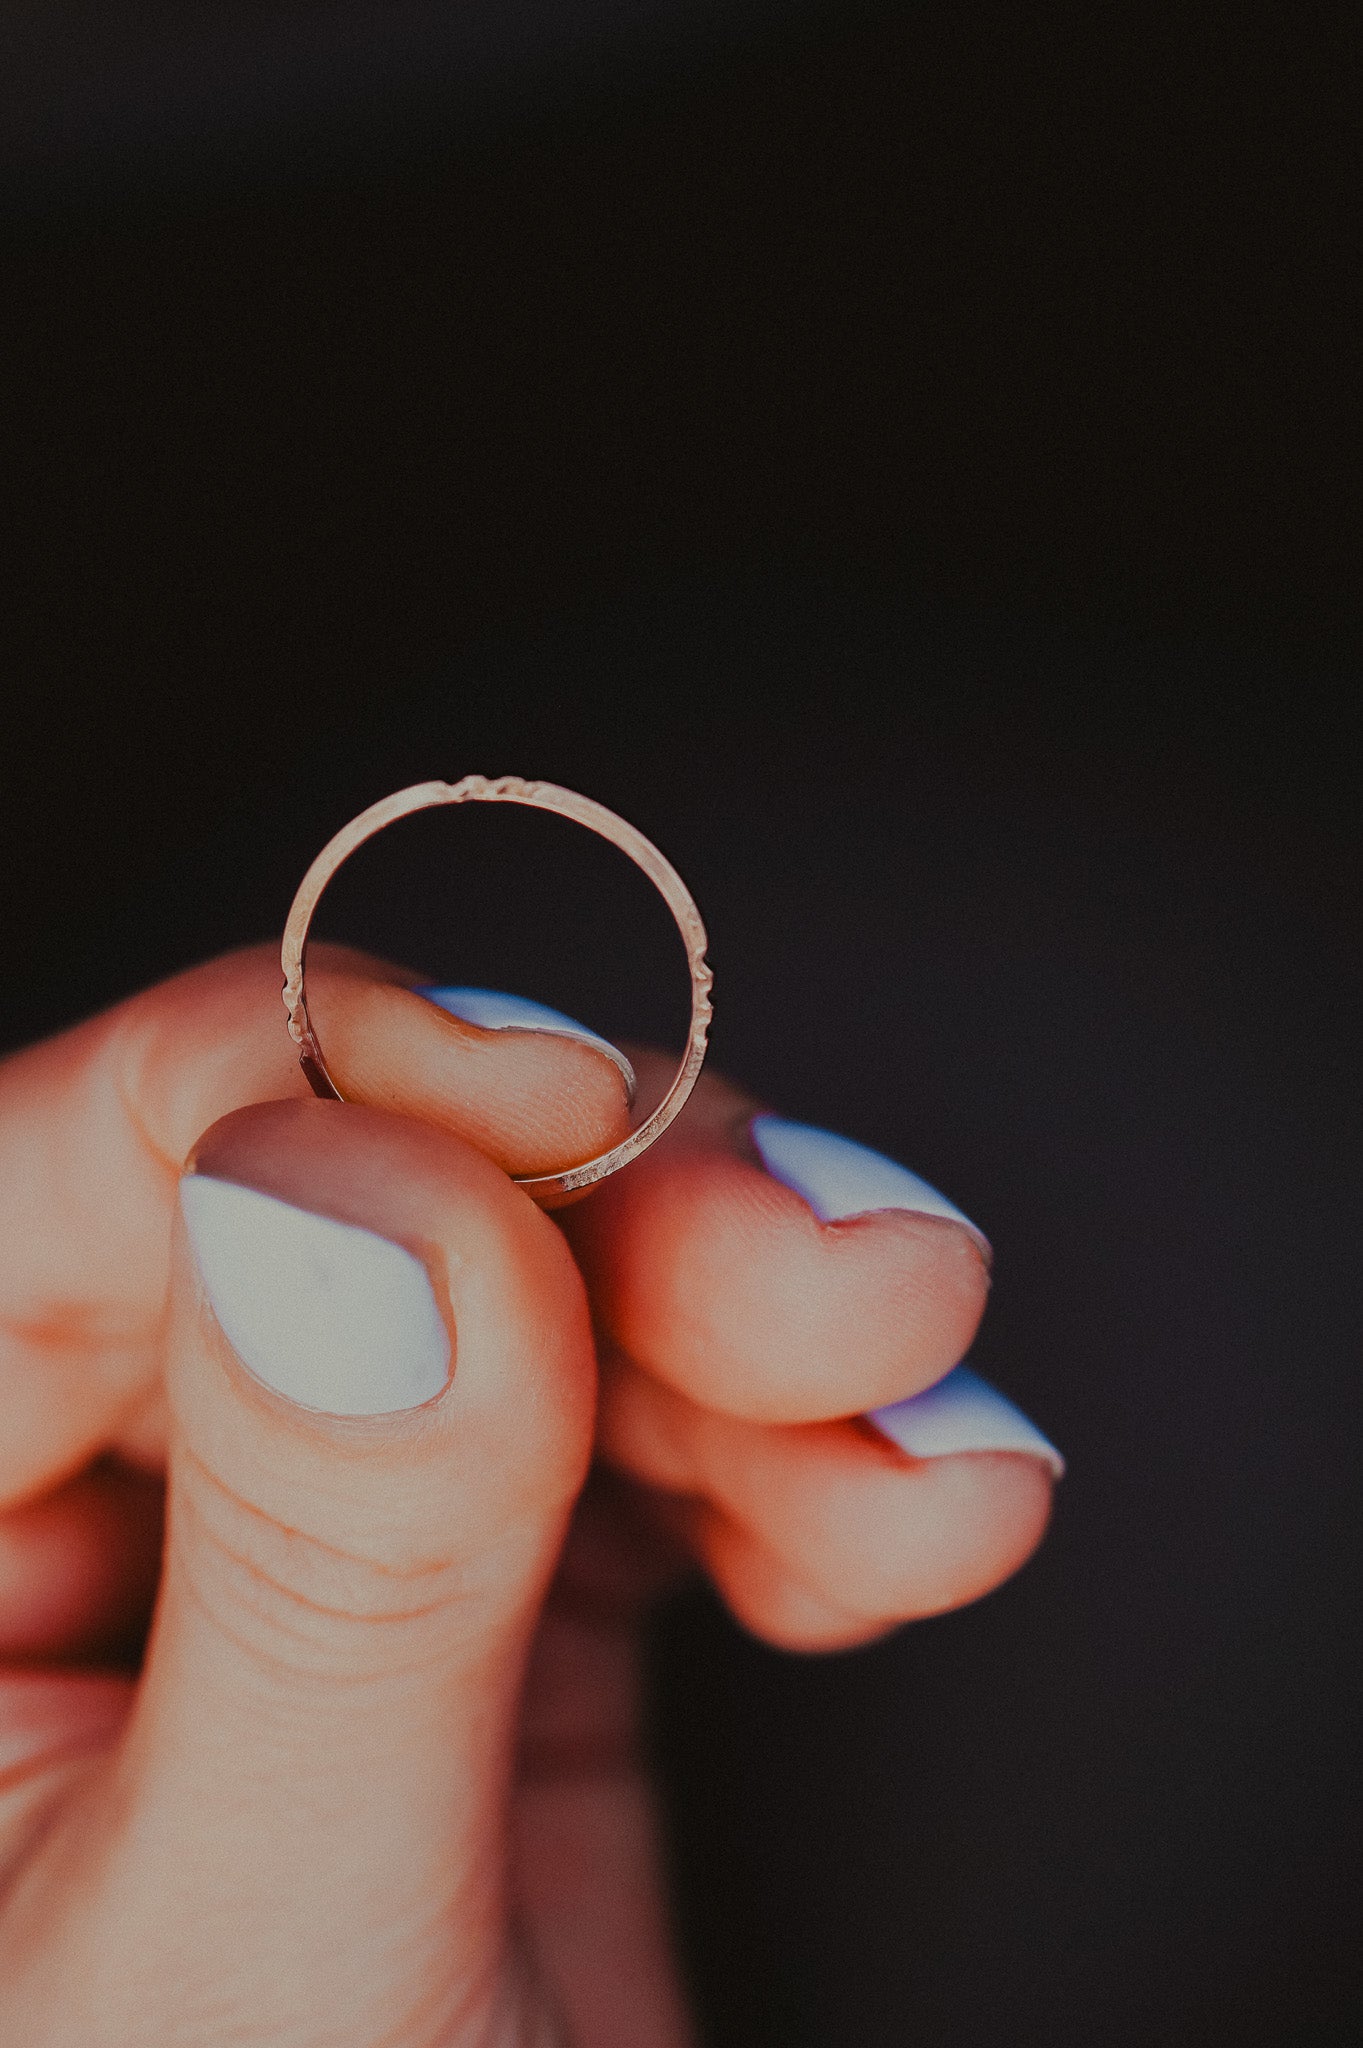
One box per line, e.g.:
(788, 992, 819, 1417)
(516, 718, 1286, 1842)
(2, 4, 1359, 2042)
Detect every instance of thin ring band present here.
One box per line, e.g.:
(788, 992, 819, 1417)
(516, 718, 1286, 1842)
(281, 776, 713, 1198)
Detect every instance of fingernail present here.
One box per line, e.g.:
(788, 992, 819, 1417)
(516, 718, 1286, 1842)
(869, 1365, 1064, 1477)
(179, 1176, 451, 1416)
(416, 986, 636, 1107)
(749, 1114, 990, 1255)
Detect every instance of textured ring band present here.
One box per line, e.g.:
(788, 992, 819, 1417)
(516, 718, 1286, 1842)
(281, 777, 713, 1198)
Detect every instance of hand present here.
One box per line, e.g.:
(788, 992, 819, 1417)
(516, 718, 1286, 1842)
(0, 946, 1056, 2045)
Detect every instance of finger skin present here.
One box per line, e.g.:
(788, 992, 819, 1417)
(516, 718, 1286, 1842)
(0, 1674, 134, 1892)
(516, 1772, 697, 2048)
(0, 1674, 135, 1789)
(672, 1503, 894, 1653)
(0, 944, 630, 1507)
(312, 974, 631, 1177)
(600, 1356, 1053, 1648)
(0, 1467, 163, 1661)
(0, 1097, 596, 2047)
(567, 1059, 991, 1423)
(513, 1482, 699, 2048)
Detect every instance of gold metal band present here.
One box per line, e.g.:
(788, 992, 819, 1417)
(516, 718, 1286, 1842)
(281, 777, 713, 1197)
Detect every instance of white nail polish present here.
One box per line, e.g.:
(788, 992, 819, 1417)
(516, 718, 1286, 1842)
(416, 986, 636, 1106)
(869, 1365, 1064, 1477)
(179, 1176, 451, 1416)
(749, 1114, 989, 1252)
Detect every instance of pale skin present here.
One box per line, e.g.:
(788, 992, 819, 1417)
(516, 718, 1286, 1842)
(0, 945, 1053, 2045)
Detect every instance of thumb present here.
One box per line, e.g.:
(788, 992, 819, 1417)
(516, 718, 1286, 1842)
(24, 1097, 595, 2044)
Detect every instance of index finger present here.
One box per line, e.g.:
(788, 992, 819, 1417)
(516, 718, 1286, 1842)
(0, 944, 632, 1504)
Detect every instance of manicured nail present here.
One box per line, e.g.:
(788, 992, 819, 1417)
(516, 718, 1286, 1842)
(749, 1114, 989, 1254)
(179, 1176, 451, 1416)
(416, 986, 636, 1107)
(869, 1365, 1064, 1477)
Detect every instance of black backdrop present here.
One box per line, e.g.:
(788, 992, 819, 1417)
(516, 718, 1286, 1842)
(2, 5, 1359, 2042)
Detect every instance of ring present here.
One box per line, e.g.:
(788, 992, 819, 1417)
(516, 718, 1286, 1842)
(281, 776, 713, 1198)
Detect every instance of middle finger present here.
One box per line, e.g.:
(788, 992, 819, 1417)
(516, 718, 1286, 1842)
(564, 1056, 993, 1424)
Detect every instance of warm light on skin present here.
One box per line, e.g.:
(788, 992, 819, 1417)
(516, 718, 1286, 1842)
(0, 946, 1057, 2047)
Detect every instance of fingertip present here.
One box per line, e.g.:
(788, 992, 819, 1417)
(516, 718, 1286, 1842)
(177, 1095, 597, 1507)
(680, 1501, 913, 1655)
(743, 1444, 1055, 1642)
(575, 1141, 991, 1422)
(415, 987, 637, 1108)
(303, 972, 634, 1178)
(835, 1434, 1057, 1617)
(920, 1449, 1057, 1607)
(610, 1370, 1056, 1646)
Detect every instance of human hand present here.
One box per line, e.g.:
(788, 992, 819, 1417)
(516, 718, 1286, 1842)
(0, 946, 1058, 2045)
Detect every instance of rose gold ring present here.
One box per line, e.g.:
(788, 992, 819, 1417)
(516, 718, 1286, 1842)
(281, 777, 713, 1198)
